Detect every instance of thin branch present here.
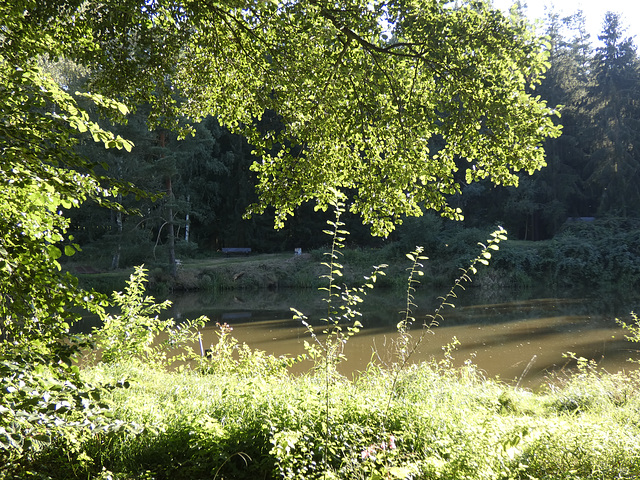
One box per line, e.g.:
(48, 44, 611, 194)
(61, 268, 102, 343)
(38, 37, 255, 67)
(318, 7, 421, 59)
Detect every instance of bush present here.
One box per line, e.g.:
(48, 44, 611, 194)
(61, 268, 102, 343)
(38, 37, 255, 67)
(549, 218, 640, 290)
(16, 354, 640, 480)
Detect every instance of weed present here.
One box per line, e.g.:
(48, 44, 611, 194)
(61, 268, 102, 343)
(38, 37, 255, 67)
(291, 191, 386, 476)
(86, 265, 206, 367)
(617, 312, 640, 363)
(380, 228, 508, 418)
(198, 322, 298, 377)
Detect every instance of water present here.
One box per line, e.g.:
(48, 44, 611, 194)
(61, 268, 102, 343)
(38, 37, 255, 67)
(166, 287, 640, 388)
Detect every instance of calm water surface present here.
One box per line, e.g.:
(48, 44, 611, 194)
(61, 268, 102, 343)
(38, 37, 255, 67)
(167, 287, 640, 388)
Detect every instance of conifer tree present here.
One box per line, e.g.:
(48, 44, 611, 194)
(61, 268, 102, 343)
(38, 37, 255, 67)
(583, 12, 640, 216)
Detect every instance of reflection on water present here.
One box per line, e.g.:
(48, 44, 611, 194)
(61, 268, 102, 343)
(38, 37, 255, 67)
(167, 287, 640, 388)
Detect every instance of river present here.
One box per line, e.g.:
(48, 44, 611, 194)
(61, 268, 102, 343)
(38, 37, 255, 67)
(165, 286, 640, 388)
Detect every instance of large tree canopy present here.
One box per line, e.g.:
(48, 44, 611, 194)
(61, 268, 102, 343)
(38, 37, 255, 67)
(8, 0, 561, 235)
(0, 0, 562, 333)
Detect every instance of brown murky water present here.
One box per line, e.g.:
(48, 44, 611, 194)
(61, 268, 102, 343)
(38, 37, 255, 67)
(167, 288, 640, 388)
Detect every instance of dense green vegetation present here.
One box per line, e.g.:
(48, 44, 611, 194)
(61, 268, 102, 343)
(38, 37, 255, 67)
(13, 356, 640, 480)
(54, 5, 640, 294)
(3, 0, 640, 479)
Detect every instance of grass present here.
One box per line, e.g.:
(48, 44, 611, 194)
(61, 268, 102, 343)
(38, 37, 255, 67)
(20, 354, 640, 480)
(67, 251, 410, 294)
(69, 253, 326, 293)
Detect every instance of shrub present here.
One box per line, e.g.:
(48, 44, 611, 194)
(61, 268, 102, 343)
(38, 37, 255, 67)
(87, 265, 206, 367)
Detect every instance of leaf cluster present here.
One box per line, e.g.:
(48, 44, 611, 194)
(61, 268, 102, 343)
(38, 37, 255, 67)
(0, 355, 135, 477)
(17, 0, 563, 235)
(0, 59, 136, 359)
(87, 265, 207, 366)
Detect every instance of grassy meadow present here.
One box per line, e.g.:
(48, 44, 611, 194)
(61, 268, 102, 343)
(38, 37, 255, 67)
(13, 349, 640, 480)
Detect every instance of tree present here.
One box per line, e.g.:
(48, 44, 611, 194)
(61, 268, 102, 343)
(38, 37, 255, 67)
(583, 12, 640, 216)
(0, 3, 134, 357)
(1, 0, 562, 339)
(0, 5, 564, 463)
(519, 8, 593, 236)
(70, 0, 561, 235)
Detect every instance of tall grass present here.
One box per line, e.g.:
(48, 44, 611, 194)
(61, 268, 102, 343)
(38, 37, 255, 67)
(23, 356, 640, 480)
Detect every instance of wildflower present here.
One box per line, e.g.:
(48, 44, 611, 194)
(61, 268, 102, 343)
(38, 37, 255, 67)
(361, 445, 377, 460)
(361, 435, 396, 460)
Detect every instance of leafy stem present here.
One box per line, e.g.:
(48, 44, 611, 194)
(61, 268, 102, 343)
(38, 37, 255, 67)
(291, 188, 386, 476)
(383, 227, 508, 422)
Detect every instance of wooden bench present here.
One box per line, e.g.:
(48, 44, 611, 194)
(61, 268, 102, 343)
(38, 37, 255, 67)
(222, 247, 251, 255)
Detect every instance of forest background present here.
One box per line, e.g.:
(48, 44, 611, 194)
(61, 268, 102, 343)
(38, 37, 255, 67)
(59, 6, 640, 294)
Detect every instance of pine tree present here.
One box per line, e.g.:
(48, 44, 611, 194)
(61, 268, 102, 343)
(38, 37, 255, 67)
(583, 12, 640, 216)
(535, 9, 593, 230)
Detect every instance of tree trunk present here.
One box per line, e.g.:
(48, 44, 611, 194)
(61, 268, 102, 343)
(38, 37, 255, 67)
(111, 183, 123, 269)
(159, 131, 177, 277)
(111, 202, 122, 269)
(185, 195, 190, 243)
(166, 176, 177, 277)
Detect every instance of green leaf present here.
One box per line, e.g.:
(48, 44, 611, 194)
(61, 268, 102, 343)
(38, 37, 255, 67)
(48, 245, 62, 260)
(121, 139, 133, 152)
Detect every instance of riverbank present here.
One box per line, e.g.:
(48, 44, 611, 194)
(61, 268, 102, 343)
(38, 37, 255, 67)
(70, 250, 431, 294)
(68, 217, 640, 295)
(66, 245, 546, 295)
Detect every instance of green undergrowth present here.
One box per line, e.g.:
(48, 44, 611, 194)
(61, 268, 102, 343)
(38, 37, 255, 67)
(68, 216, 640, 294)
(16, 357, 640, 480)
